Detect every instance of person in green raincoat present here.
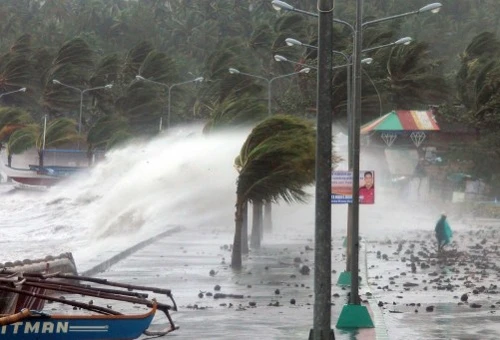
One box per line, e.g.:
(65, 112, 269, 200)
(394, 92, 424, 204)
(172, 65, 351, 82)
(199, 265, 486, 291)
(435, 212, 452, 252)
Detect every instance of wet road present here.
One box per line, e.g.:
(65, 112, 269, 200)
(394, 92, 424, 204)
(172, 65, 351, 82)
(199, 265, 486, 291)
(365, 219, 500, 340)
(45, 217, 500, 339)
(66, 227, 379, 340)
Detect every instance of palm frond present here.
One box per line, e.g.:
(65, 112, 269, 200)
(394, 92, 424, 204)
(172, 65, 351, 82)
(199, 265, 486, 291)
(42, 117, 79, 149)
(203, 94, 266, 133)
(7, 123, 39, 154)
(236, 115, 320, 204)
(87, 114, 129, 149)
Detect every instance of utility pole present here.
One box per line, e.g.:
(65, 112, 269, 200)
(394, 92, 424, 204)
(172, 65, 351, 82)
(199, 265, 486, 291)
(350, 0, 363, 307)
(337, 0, 373, 328)
(311, 0, 334, 339)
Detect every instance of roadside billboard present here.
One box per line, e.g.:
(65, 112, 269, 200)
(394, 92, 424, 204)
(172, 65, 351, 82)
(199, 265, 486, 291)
(331, 170, 375, 204)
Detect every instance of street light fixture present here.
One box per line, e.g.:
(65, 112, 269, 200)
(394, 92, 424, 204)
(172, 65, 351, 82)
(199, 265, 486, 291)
(274, 54, 373, 69)
(395, 37, 413, 45)
(227, 67, 310, 116)
(0, 87, 27, 99)
(286, 36, 412, 53)
(135, 75, 204, 131)
(420, 2, 442, 13)
(271, 0, 293, 11)
(52, 79, 113, 138)
(272, 0, 442, 28)
(363, 3, 442, 26)
(362, 37, 412, 52)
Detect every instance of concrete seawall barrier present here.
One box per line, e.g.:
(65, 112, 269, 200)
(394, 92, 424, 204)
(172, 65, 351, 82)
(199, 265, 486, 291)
(81, 225, 183, 277)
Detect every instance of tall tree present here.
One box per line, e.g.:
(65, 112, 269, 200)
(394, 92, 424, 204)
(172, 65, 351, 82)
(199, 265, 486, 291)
(231, 115, 317, 269)
(381, 41, 449, 109)
(7, 117, 78, 167)
(43, 37, 95, 114)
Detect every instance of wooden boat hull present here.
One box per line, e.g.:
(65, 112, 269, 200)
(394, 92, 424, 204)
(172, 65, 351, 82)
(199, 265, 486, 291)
(0, 307, 156, 339)
(1, 163, 84, 188)
(0, 164, 60, 188)
(10, 176, 60, 187)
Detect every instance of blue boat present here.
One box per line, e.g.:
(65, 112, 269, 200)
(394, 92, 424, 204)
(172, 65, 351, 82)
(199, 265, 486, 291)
(0, 305, 157, 339)
(0, 272, 178, 339)
(28, 164, 88, 177)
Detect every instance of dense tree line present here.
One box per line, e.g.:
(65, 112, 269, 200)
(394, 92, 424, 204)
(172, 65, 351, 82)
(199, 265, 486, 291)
(0, 0, 499, 182)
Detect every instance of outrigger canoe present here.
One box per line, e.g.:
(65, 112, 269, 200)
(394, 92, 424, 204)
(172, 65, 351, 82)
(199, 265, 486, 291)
(0, 271, 178, 339)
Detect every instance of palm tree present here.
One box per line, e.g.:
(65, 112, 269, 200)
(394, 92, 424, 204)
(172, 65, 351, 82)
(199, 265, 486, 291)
(0, 43, 34, 104)
(203, 94, 266, 133)
(115, 80, 164, 136)
(200, 38, 258, 104)
(456, 32, 500, 126)
(121, 41, 155, 82)
(234, 155, 250, 255)
(0, 107, 33, 165)
(43, 37, 95, 114)
(89, 53, 122, 115)
(0, 107, 32, 134)
(231, 115, 317, 269)
(439, 32, 500, 192)
(7, 117, 79, 167)
(86, 114, 131, 152)
(378, 41, 450, 109)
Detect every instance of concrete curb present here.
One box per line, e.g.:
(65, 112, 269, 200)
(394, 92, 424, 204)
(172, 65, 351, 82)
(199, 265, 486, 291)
(361, 240, 390, 340)
(81, 225, 183, 277)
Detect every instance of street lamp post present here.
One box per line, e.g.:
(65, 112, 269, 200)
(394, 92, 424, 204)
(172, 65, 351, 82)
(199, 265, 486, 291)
(0, 87, 27, 99)
(284, 35, 410, 274)
(228, 67, 310, 116)
(52, 80, 113, 136)
(228, 66, 311, 243)
(272, 0, 443, 330)
(346, 0, 441, 328)
(135, 76, 204, 131)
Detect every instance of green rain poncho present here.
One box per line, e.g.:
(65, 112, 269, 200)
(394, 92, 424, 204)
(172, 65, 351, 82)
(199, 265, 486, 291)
(435, 215, 453, 246)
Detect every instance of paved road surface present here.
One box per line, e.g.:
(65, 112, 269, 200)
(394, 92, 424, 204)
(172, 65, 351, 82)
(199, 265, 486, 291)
(69, 227, 380, 340)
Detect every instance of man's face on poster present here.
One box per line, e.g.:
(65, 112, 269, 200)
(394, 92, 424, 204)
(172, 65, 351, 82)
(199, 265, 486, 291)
(364, 173, 373, 189)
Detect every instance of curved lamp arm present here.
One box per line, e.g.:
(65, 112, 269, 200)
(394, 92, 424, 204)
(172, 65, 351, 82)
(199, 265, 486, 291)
(52, 79, 81, 93)
(227, 68, 268, 82)
(0, 87, 27, 98)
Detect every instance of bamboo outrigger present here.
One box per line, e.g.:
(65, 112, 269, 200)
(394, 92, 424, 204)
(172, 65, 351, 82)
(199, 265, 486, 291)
(0, 270, 178, 339)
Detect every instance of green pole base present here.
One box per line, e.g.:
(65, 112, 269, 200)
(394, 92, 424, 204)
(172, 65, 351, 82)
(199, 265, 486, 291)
(336, 304, 374, 329)
(336, 271, 351, 286)
(342, 236, 347, 247)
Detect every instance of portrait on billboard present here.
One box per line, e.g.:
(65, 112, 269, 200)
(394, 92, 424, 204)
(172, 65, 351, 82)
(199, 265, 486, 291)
(359, 171, 374, 204)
